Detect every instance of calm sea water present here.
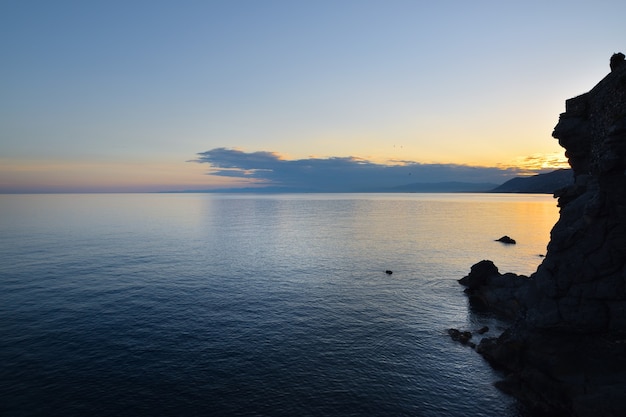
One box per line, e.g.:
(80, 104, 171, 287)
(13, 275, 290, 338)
(0, 193, 559, 417)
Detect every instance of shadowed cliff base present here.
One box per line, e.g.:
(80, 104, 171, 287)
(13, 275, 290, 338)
(457, 53, 626, 417)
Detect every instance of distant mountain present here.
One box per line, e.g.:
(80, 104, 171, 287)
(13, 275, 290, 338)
(491, 169, 573, 193)
(163, 186, 321, 194)
(165, 181, 501, 194)
(381, 181, 500, 193)
(165, 173, 574, 194)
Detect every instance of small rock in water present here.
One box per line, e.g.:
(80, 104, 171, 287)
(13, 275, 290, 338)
(495, 235, 516, 244)
(447, 328, 473, 345)
(385, 270, 393, 275)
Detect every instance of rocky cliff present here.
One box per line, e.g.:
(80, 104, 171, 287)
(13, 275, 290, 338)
(458, 53, 626, 416)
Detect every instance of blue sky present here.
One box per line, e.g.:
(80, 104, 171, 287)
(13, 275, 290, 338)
(1, 1, 625, 192)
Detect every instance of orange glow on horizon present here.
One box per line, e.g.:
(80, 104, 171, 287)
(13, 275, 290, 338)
(0, 158, 246, 192)
(1, 148, 573, 193)
(499, 152, 570, 174)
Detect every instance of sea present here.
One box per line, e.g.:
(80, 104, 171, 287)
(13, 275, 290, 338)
(0, 193, 560, 417)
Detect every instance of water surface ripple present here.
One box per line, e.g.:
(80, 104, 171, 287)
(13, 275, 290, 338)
(0, 193, 559, 416)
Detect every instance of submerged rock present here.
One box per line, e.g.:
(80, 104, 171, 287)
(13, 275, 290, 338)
(476, 326, 489, 335)
(458, 53, 626, 417)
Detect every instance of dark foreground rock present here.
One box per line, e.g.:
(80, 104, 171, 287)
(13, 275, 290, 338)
(458, 260, 529, 318)
(458, 54, 626, 417)
(477, 326, 626, 417)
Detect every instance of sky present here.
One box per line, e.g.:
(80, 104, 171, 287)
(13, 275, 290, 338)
(1, 0, 625, 193)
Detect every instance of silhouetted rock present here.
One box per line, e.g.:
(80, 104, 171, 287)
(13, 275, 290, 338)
(610, 52, 625, 71)
(495, 235, 516, 244)
(537, 52, 626, 333)
(458, 53, 626, 417)
(458, 260, 530, 319)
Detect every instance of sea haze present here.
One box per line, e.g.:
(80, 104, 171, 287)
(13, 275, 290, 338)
(0, 193, 559, 417)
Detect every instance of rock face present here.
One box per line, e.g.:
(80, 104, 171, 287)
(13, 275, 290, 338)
(459, 54, 626, 417)
(535, 52, 626, 333)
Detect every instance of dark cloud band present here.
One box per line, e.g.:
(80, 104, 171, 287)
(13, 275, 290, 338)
(191, 148, 530, 192)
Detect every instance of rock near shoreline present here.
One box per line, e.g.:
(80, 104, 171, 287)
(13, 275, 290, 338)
(458, 53, 626, 417)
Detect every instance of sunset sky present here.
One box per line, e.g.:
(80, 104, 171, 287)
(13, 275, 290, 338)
(1, 1, 624, 192)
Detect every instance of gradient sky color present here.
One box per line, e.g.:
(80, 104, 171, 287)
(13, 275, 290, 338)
(1, 1, 625, 192)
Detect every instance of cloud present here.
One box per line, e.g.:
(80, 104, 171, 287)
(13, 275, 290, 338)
(191, 148, 528, 192)
(496, 152, 570, 176)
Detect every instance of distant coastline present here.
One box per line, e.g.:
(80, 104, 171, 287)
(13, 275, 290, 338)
(490, 168, 573, 194)
(162, 168, 572, 194)
(0, 169, 571, 195)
